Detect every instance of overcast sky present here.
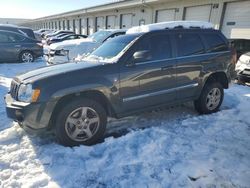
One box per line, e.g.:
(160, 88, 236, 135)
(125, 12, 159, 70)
(0, 0, 112, 19)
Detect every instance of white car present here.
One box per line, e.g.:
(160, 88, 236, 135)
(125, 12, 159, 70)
(44, 29, 126, 65)
(236, 52, 250, 83)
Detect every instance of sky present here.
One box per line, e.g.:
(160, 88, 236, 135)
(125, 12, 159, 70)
(0, 0, 112, 19)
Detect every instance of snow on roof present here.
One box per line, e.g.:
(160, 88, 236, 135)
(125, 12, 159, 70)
(126, 21, 214, 34)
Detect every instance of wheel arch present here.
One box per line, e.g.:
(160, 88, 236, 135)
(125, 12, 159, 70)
(203, 71, 229, 89)
(49, 89, 116, 129)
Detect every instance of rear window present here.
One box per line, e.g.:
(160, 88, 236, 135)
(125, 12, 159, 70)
(176, 33, 205, 57)
(204, 33, 228, 52)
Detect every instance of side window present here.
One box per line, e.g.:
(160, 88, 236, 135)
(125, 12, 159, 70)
(135, 34, 172, 63)
(67, 35, 77, 39)
(0, 33, 9, 42)
(204, 34, 228, 52)
(176, 33, 205, 57)
(7, 33, 25, 42)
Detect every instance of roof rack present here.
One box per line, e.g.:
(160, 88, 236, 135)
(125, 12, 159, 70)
(126, 21, 214, 34)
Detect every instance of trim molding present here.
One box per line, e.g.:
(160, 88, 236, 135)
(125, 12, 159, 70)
(123, 83, 198, 102)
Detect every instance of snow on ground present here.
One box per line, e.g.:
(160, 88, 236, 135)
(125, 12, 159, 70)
(0, 59, 250, 188)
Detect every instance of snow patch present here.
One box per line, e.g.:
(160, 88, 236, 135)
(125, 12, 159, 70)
(126, 21, 214, 34)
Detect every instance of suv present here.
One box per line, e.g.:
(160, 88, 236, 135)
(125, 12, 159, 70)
(5, 21, 236, 146)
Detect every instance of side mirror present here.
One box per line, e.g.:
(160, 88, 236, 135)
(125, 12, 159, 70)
(133, 50, 152, 63)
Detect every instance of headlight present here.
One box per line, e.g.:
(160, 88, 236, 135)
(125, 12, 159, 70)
(238, 54, 250, 65)
(18, 84, 40, 103)
(55, 49, 69, 56)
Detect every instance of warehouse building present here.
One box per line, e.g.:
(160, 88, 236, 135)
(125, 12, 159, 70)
(22, 0, 250, 39)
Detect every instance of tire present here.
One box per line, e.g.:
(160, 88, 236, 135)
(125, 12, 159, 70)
(194, 82, 224, 114)
(19, 51, 34, 63)
(55, 98, 107, 146)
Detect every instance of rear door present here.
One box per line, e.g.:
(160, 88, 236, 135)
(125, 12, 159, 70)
(174, 31, 206, 100)
(119, 33, 176, 111)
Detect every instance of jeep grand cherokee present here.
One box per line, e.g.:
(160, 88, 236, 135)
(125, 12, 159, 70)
(5, 21, 236, 146)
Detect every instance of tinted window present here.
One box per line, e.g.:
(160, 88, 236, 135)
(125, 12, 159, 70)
(135, 34, 172, 63)
(7, 33, 25, 42)
(18, 28, 35, 38)
(204, 33, 228, 52)
(0, 33, 9, 42)
(176, 33, 205, 56)
(0, 32, 25, 42)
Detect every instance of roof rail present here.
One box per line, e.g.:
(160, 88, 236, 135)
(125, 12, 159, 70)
(126, 21, 214, 34)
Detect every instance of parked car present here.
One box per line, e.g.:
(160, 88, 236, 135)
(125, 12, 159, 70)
(235, 52, 250, 84)
(46, 34, 87, 45)
(229, 39, 250, 59)
(40, 30, 55, 38)
(0, 30, 43, 63)
(0, 24, 36, 39)
(44, 30, 74, 39)
(5, 21, 236, 146)
(44, 29, 126, 65)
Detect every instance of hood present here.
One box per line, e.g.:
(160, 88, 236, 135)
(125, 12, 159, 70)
(50, 38, 94, 50)
(16, 61, 103, 84)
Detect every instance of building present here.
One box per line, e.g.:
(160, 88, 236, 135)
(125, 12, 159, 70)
(21, 0, 250, 39)
(0, 18, 30, 25)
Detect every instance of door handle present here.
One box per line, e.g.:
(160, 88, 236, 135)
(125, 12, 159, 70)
(161, 65, 173, 70)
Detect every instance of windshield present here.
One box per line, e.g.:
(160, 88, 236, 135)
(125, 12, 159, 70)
(87, 30, 112, 43)
(84, 34, 141, 63)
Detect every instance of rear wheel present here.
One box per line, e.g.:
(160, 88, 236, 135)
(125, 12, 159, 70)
(55, 99, 107, 146)
(194, 82, 224, 114)
(19, 51, 34, 63)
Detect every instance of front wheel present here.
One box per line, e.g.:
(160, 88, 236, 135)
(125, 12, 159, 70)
(55, 99, 107, 146)
(194, 82, 224, 114)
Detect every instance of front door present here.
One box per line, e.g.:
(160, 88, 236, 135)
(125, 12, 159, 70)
(119, 33, 176, 112)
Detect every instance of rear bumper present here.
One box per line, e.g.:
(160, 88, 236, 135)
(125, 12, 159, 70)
(5, 93, 57, 132)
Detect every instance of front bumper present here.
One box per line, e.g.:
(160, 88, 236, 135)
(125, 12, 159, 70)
(44, 54, 69, 65)
(237, 70, 250, 83)
(5, 93, 57, 132)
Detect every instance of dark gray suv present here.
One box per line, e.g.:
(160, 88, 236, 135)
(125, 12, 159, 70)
(5, 25, 236, 146)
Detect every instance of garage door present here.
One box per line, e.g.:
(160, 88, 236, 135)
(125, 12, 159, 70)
(121, 14, 133, 29)
(81, 18, 87, 35)
(222, 1, 250, 39)
(96, 17, 105, 31)
(156, 9, 176, 23)
(184, 5, 212, 21)
(106, 15, 116, 29)
(87, 17, 95, 35)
